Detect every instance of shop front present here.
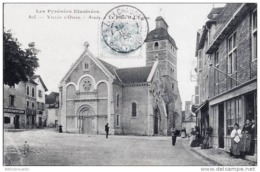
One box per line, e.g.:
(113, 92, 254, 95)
(26, 109, 37, 129)
(209, 80, 257, 155)
(4, 108, 26, 129)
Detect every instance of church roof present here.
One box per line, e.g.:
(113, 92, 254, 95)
(97, 58, 154, 85)
(97, 58, 118, 76)
(145, 28, 178, 49)
(97, 58, 122, 84)
(115, 66, 153, 84)
(155, 16, 169, 27)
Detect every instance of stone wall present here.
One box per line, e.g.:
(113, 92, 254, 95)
(208, 9, 257, 99)
(121, 85, 149, 135)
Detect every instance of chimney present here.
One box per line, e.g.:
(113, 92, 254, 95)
(155, 16, 168, 31)
(207, 7, 224, 19)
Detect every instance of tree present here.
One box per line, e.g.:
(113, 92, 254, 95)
(3, 30, 39, 87)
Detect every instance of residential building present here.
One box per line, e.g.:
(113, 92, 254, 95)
(45, 92, 59, 127)
(194, 3, 257, 154)
(4, 79, 38, 129)
(31, 75, 48, 128)
(182, 101, 196, 134)
(25, 79, 38, 129)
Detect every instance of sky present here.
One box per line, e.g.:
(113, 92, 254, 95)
(4, 3, 225, 109)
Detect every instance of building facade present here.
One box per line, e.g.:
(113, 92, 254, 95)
(4, 79, 38, 129)
(182, 101, 196, 134)
(25, 79, 38, 129)
(32, 75, 48, 128)
(194, 3, 257, 154)
(4, 83, 27, 129)
(59, 16, 182, 136)
(46, 92, 60, 127)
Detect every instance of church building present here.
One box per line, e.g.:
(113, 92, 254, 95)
(59, 16, 182, 136)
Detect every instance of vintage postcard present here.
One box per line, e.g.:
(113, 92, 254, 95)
(2, 1, 258, 170)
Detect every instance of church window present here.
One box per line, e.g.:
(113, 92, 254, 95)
(83, 62, 90, 71)
(116, 94, 119, 107)
(116, 115, 120, 127)
(82, 79, 92, 91)
(154, 42, 159, 50)
(172, 83, 174, 90)
(171, 68, 174, 75)
(171, 45, 175, 53)
(132, 102, 137, 117)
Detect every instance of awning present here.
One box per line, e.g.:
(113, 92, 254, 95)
(192, 100, 209, 114)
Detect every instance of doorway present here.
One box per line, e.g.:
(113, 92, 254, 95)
(32, 116, 35, 128)
(218, 103, 224, 148)
(14, 115, 20, 129)
(38, 117, 42, 128)
(245, 92, 256, 122)
(154, 108, 159, 135)
(77, 106, 94, 134)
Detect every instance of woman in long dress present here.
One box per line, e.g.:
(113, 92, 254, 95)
(230, 123, 242, 158)
(189, 127, 196, 146)
(181, 128, 186, 138)
(241, 119, 252, 156)
(250, 119, 256, 155)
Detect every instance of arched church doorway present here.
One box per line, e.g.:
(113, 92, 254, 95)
(77, 106, 95, 134)
(154, 107, 160, 135)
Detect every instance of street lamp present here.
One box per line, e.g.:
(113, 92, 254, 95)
(208, 63, 241, 84)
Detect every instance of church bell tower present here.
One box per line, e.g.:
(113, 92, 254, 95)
(145, 16, 180, 135)
(145, 16, 178, 81)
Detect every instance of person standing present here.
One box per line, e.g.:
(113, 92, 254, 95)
(181, 128, 186, 138)
(189, 127, 196, 146)
(105, 123, 109, 139)
(230, 123, 242, 158)
(24, 141, 29, 157)
(250, 119, 256, 155)
(241, 119, 252, 156)
(171, 127, 178, 146)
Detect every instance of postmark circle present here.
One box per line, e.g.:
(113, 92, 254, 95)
(101, 5, 149, 53)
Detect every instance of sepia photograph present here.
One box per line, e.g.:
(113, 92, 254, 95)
(2, 1, 258, 170)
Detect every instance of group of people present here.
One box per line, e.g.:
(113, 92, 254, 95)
(189, 126, 202, 147)
(171, 126, 203, 147)
(230, 119, 256, 158)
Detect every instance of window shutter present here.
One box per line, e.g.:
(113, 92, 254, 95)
(195, 86, 200, 105)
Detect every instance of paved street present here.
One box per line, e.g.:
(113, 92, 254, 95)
(4, 128, 213, 166)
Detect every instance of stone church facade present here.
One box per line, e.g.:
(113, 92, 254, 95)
(59, 16, 182, 136)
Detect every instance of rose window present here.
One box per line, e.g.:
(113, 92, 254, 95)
(82, 80, 92, 91)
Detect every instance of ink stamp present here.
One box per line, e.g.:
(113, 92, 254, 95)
(101, 5, 149, 53)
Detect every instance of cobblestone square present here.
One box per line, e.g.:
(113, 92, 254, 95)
(4, 129, 212, 166)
